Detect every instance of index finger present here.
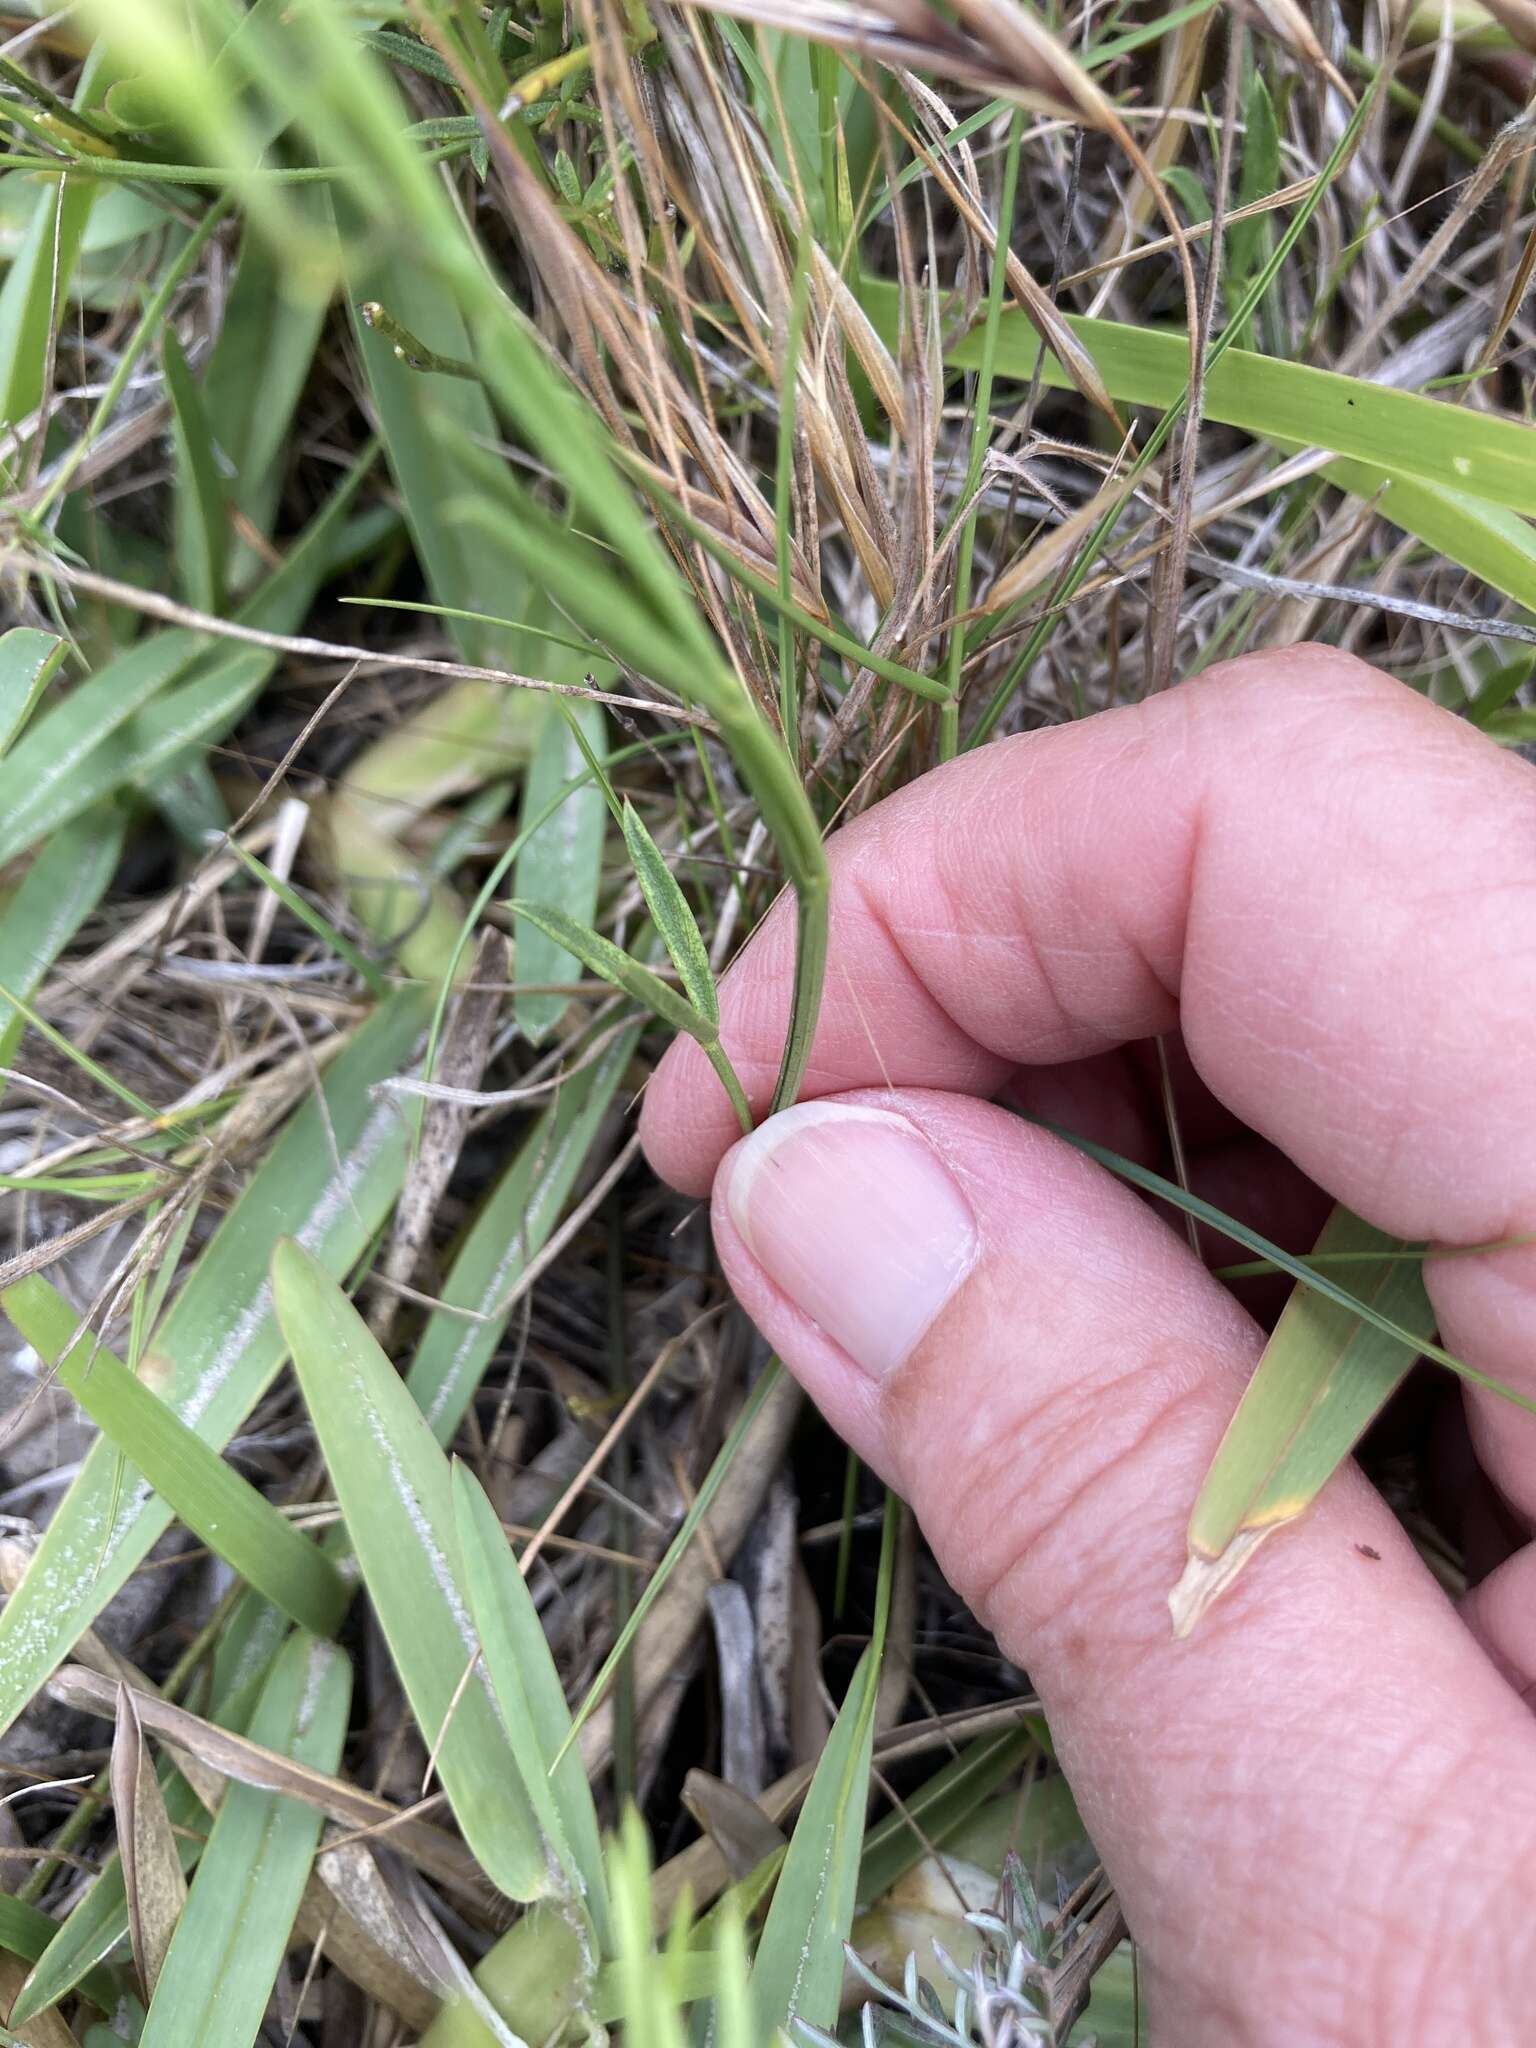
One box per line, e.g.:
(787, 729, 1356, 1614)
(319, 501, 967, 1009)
(641, 646, 1536, 1507)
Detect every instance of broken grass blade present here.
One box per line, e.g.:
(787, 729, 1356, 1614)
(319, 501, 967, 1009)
(1172, 1208, 1436, 1635)
(272, 1241, 550, 1904)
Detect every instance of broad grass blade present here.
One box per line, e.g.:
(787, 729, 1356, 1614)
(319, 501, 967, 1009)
(0, 805, 125, 1069)
(0, 627, 66, 756)
(137, 1632, 350, 2048)
(406, 1019, 638, 1443)
(620, 801, 717, 1028)
(1172, 1206, 1436, 1635)
(1, 1275, 349, 1638)
(272, 1242, 550, 1904)
(0, 1899, 119, 2018)
(111, 1683, 187, 2000)
(451, 1465, 609, 1941)
(0, 991, 426, 1742)
(513, 697, 608, 1044)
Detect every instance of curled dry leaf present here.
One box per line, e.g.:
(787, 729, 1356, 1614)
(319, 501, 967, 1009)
(110, 1682, 189, 2002)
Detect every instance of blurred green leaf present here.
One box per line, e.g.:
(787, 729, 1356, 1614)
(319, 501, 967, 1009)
(513, 696, 609, 1045)
(0, 628, 67, 757)
(0, 804, 125, 1070)
(161, 327, 228, 612)
(0, 991, 427, 1743)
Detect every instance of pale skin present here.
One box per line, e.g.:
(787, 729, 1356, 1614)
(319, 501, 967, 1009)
(640, 645, 1536, 2045)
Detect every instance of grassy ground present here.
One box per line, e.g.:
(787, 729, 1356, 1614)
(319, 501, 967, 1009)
(0, 0, 1533, 2042)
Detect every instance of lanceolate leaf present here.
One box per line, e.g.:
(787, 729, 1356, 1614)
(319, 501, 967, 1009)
(1171, 1206, 1436, 1635)
(0, 990, 427, 1743)
(137, 1632, 350, 2048)
(452, 1465, 610, 1944)
(0, 627, 67, 756)
(1, 1275, 349, 1638)
(620, 800, 717, 1027)
(513, 696, 609, 1044)
(509, 900, 707, 1041)
(272, 1241, 551, 1905)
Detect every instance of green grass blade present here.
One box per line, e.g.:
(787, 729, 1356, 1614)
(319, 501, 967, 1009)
(0, 990, 427, 1742)
(10, 1598, 290, 2025)
(452, 1464, 610, 1943)
(138, 1632, 350, 2048)
(557, 1365, 786, 1766)
(0, 1897, 120, 2017)
(272, 1241, 551, 1904)
(0, 454, 372, 867)
(1172, 1207, 1436, 1634)
(404, 1022, 638, 1441)
(0, 174, 96, 484)
(0, 804, 125, 1070)
(509, 901, 707, 1041)
(749, 1495, 896, 2037)
(161, 327, 228, 613)
(0, 627, 67, 757)
(620, 801, 717, 1029)
(513, 698, 608, 1044)
(1032, 1117, 1529, 1407)
(1, 1275, 349, 1638)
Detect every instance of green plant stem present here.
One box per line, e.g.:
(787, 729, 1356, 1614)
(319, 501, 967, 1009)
(705, 1040, 754, 1134)
(941, 109, 1023, 762)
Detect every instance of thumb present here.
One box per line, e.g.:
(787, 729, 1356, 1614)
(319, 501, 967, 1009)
(710, 1090, 1536, 2044)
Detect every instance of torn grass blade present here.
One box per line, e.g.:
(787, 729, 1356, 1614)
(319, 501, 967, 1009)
(1171, 1207, 1437, 1636)
(271, 1240, 552, 1905)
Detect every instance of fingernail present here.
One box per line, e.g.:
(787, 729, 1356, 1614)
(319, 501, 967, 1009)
(722, 1102, 979, 1379)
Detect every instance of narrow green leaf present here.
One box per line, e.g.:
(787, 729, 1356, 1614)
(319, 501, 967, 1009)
(161, 328, 228, 613)
(0, 1899, 120, 2016)
(514, 697, 608, 1044)
(620, 801, 717, 1029)
(0, 990, 427, 1743)
(405, 1018, 638, 1442)
(558, 1366, 786, 1765)
(10, 1597, 290, 2026)
(272, 1241, 550, 1904)
(510, 899, 708, 1042)
(452, 1465, 610, 1942)
(0, 628, 67, 757)
(138, 1632, 350, 2048)
(749, 1497, 895, 2037)
(0, 175, 96, 484)
(1172, 1207, 1436, 1634)
(1, 1276, 349, 1638)
(0, 805, 125, 1070)
(0, 452, 372, 867)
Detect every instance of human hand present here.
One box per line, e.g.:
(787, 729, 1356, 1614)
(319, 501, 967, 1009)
(640, 646, 1536, 2045)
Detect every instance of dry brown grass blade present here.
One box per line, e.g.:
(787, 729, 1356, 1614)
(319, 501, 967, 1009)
(110, 1681, 189, 2002)
(0, 1957, 75, 2048)
(1246, 0, 1353, 97)
(295, 1833, 443, 2033)
(47, 1667, 494, 1912)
